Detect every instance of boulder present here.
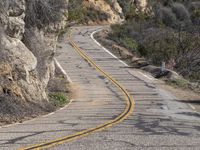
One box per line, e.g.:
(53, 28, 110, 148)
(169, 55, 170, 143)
(0, 0, 70, 123)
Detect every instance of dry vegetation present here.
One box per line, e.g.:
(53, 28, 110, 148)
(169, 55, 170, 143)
(110, 0, 200, 82)
(25, 0, 68, 29)
(68, 0, 112, 24)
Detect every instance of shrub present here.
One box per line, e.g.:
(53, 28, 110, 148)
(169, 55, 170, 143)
(125, 5, 137, 20)
(84, 7, 109, 22)
(189, 2, 200, 25)
(25, 0, 67, 29)
(172, 3, 190, 22)
(109, 24, 123, 41)
(158, 7, 177, 27)
(121, 37, 138, 52)
(117, 0, 130, 15)
(167, 78, 189, 89)
(109, 0, 200, 81)
(68, 0, 84, 22)
(140, 29, 178, 65)
(49, 92, 69, 107)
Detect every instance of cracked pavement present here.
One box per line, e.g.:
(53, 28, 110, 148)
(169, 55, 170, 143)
(0, 26, 199, 150)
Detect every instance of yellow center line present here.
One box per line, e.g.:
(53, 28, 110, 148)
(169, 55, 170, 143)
(19, 29, 135, 150)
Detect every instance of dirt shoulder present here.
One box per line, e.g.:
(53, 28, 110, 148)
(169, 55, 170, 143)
(157, 82, 200, 112)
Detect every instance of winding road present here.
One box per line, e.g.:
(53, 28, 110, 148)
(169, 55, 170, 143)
(0, 26, 200, 150)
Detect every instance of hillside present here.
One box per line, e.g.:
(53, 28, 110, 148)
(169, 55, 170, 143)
(68, 0, 150, 24)
(0, 1, 200, 149)
(106, 0, 200, 83)
(68, 0, 124, 24)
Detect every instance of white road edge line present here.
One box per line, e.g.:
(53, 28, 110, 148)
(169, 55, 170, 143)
(54, 58, 73, 83)
(138, 71, 154, 81)
(91, 29, 155, 81)
(91, 29, 129, 67)
(0, 99, 73, 129)
(188, 104, 200, 114)
(189, 104, 196, 110)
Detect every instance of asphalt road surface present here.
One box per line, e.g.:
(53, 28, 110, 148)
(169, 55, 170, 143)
(0, 26, 200, 150)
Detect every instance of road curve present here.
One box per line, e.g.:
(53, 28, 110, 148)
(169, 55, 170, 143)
(0, 26, 200, 150)
(17, 28, 135, 150)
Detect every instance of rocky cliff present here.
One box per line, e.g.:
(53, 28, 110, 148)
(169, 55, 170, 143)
(68, 0, 150, 24)
(68, 0, 124, 24)
(131, 0, 148, 12)
(0, 0, 69, 124)
(82, 0, 123, 24)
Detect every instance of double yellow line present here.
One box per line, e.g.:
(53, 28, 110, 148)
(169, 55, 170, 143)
(19, 29, 135, 150)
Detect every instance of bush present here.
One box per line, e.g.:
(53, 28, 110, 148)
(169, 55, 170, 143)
(191, 9, 200, 25)
(25, 0, 67, 29)
(84, 7, 109, 22)
(158, 7, 177, 27)
(117, 0, 131, 15)
(109, 0, 200, 81)
(167, 78, 189, 89)
(68, 0, 110, 24)
(189, 2, 200, 25)
(125, 5, 137, 20)
(49, 92, 69, 107)
(172, 3, 190, 22)
(68, 0, 84, 22)
(120, 37, 138, 52)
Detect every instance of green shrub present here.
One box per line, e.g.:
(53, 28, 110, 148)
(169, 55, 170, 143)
(125, 5, 137, 20)
(68, 0, 84, 22)
(159, 7, 177, 27)
(49, 93, 69, 107)
(109, 0, 200, 82)
(117, 0, 131, 15)
(138, 44, 148, 56)
(167, 78, 189, 89)
(172, 3, 190, 21)
(190, 2, 200, 25)
(121, 37, 138, 52)
(68, 0, 109, 23)
(83, 7, 109, 22)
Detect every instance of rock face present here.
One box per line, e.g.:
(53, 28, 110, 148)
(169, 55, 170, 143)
(83, 0, 124, 24)
(0, 0, 69, 123)
(131, 0, 149, 13)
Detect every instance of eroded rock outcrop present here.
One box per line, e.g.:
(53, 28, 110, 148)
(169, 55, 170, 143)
(0, 0, 69, 124)
(131, 0, 148, 12)
(83, 0, 124, 24)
